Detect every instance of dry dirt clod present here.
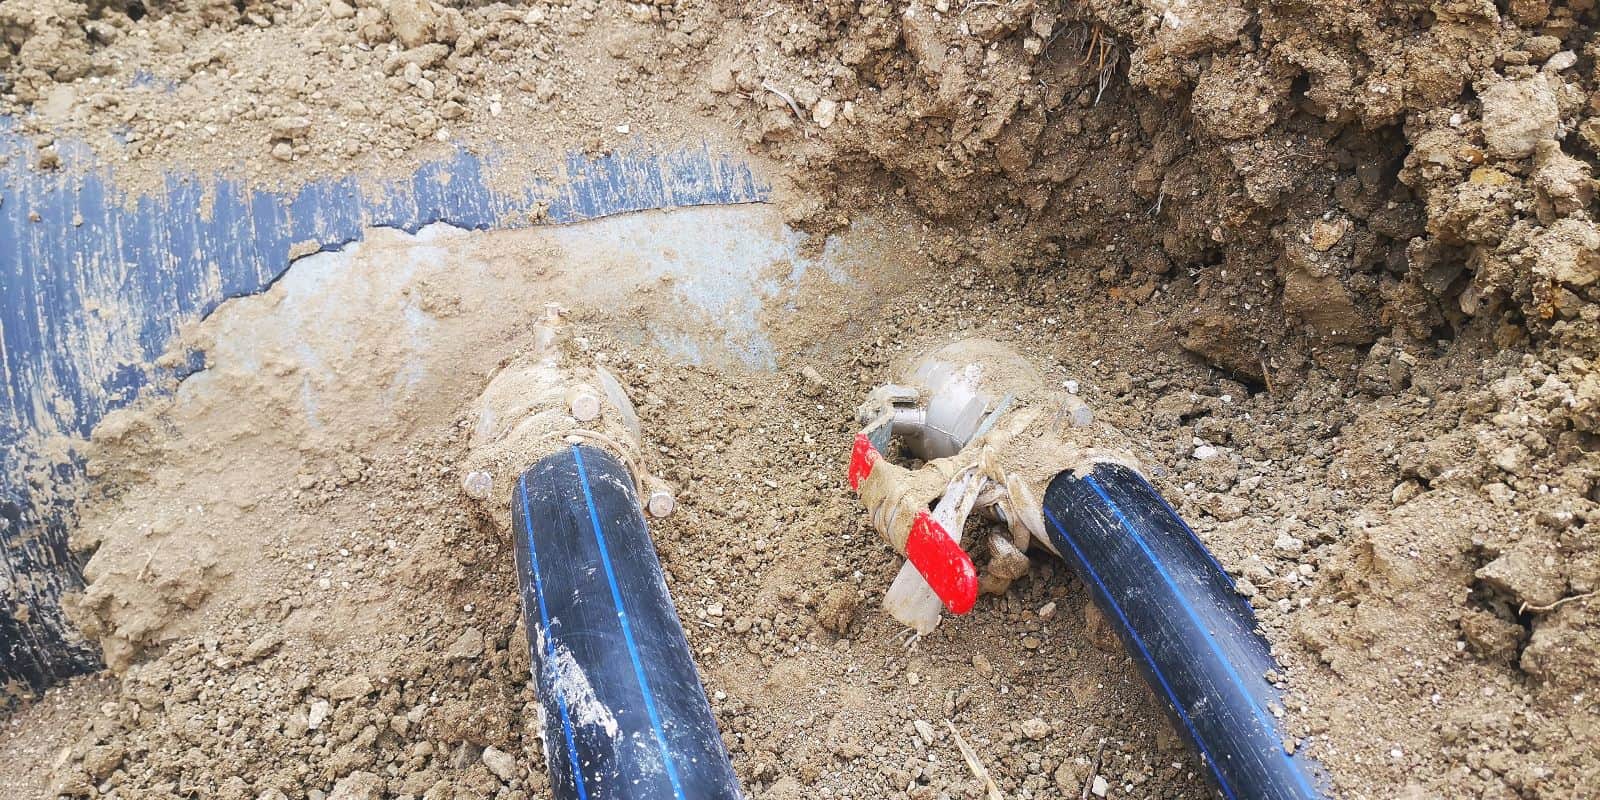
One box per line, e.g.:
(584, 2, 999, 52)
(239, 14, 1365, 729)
(326, 674, 373, 701)
(1479, 76, 1561, 159)
(270, 116, 312, 141)
(327, 771, 383, 800)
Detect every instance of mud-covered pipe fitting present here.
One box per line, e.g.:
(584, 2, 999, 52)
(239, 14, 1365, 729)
(460, 307, 671, 536)
(1043, 461, 1327, 800)
(513, 444, 741, 800)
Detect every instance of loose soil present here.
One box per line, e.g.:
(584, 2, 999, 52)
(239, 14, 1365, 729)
(4, 0, 1600, 799)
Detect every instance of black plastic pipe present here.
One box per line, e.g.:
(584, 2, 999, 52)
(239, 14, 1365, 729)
(1043, 461, 1327, 800)
(512, 444, 741, 800)
(1, 492, 102, 703)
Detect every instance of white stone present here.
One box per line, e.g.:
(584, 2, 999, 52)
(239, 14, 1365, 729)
(482, 746, 517, 782)
(307, 699, 331, 731)
(813, 98, 839, 129)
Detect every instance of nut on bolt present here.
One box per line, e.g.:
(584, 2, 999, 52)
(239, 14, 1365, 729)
(567, 385, 602, 422)
(645, 476, 676, 518)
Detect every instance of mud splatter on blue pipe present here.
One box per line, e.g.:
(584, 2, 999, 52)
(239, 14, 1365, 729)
(0, 122, 767, 693)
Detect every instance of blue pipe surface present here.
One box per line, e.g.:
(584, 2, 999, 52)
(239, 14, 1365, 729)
(1043, 461, 1327, 800)
(512, 444, 742, 800)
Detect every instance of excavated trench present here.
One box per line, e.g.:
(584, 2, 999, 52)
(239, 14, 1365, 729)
(2, 1, 1600, 798)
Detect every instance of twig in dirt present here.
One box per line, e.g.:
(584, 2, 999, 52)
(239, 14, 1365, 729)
(1260, 356, 1276, 395)
(892, 627, 924, 651)
(1081, 738, 1106, 800)
(760, 82, 805, 120)
(1521, 590, 1599, 615)
(1147, 189, 1165, 217)
(1079, 26, 1109, 68)
(945, 720, 1004, 800)
(137, 542, 164, 581)
(1094, 53, 1119, 105)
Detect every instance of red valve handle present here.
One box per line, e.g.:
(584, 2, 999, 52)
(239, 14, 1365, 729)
(848, 433, 978, 614)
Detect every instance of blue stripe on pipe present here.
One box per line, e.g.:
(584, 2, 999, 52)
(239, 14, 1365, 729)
(1044, 506, 1239, 800)
(517, 473, 591, 800)
(1080, 474, 1320, 800)
(571, 445, 688, 800)
(1127, 469, 1237, 590)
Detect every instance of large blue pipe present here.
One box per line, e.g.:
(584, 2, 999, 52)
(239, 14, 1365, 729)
(1043, 461, 1327, 800)
(512, 444, 741, 800)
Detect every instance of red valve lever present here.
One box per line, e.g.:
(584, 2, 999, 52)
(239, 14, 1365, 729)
(905, 511, 979, 615)
(848, 433, 876, 491)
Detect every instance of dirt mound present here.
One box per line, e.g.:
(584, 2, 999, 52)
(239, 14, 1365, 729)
(11, 0, 1600, 376)
(722, 1, 1600, 375)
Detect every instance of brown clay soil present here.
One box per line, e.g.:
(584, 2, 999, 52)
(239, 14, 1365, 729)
(5, 0, 1600, 798)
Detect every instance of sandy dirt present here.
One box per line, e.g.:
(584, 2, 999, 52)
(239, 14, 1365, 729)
(4, 0, 1600, 798)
